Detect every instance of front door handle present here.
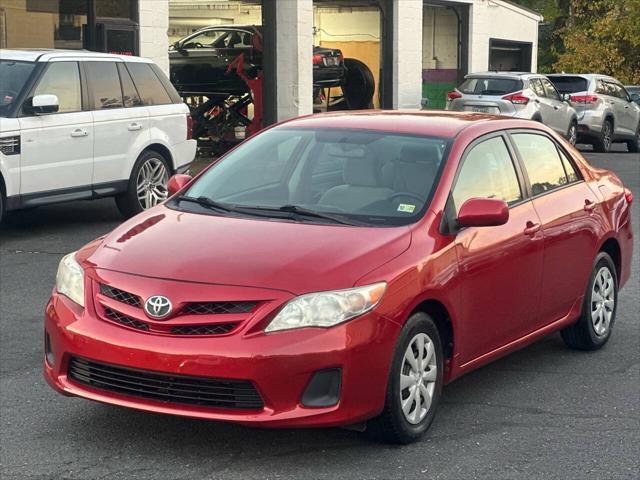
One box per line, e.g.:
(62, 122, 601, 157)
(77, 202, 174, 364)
(584, 199, 597, 213)
(70, 129, 88, 138)
(128, 123, 142, 131)
(524, 221, 541, 236)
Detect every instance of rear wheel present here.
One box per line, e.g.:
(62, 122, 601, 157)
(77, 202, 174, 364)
(567, 120, 578, 146)
(626, 124, 639, 153)
(560, 252, 617, 350)
(593, 119, 613, 153)
(367, 312, 443, 444)
(115, 150, 171, 218)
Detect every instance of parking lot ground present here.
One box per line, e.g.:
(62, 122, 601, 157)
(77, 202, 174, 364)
(1, 147, 638, 480)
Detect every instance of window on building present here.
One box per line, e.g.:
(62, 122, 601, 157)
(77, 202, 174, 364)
(85, 62, 124, 109)
(33, 62, 82, 113)
(512, 134, 568, 195)
(452, 136, 522, 213)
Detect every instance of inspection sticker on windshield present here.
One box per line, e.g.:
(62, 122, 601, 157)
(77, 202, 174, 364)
(397, 204, 416, 213)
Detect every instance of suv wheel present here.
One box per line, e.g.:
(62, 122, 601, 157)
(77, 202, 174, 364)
(567, 120, 578, 146)
(627, 124, 639, 153)
(593, 119, 613, 153)
(116, 150, 171, 218)
(560, 252, 617, 350)
(367, 312, 443, 444)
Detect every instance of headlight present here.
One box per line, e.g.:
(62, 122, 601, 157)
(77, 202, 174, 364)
(265, 282, 386, 333)
(55, 252, 85, 307)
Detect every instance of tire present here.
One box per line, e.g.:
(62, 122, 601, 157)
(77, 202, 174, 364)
(560, 252, 618, 350)
(626, 124, 639, 153)
(342, 58, 375, 110)
(367, 312, 443, 444)
(593, 119, 613, 153)
(0, 185, 5, 226)
(115, 150, 171, 218)
(567, 120, 578, 146)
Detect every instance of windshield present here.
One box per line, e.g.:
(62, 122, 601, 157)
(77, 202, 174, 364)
(458, 77, 523, 96)
(177, 128, 450, 226)
(0, 60, 36, 116)
(547, 76, 589, 94)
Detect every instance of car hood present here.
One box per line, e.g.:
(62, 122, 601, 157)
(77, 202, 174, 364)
(80, 207, 412, 295)
(0, 117, 19, 134)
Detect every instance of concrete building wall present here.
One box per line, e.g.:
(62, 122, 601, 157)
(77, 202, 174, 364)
(139, 0, 170, 74)
(393, 0, 423, 109)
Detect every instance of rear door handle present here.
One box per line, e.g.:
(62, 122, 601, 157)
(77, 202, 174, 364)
(524, 221, 541, 235)
(584, 199, 597, 213)
(70, 129, 88, 138)
(128, 123, 142, 131)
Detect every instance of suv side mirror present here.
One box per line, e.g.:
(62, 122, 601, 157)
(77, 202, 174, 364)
(167, 174, 192, 196)
(561, 93, 571, 102)
(457, 198, 509, 228)
(31, 94, 59, 115)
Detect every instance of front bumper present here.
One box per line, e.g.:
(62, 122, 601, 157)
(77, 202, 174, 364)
(44, 290, 400, 428)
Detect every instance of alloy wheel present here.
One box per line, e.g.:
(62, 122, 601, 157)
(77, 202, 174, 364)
(136, 157, 169, 210)
(591, 266, 615, 336)
(568, 123, 577, 145)
(400, 332, 437, 425)
(603, 123, 612, 151)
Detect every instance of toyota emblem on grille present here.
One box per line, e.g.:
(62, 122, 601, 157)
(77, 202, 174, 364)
(144, 296, 172, 319)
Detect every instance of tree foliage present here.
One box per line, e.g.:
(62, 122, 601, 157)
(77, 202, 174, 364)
(514, 0, 640, 83)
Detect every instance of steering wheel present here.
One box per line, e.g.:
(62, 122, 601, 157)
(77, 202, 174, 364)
(390, 192, 424, 202)
(193, 42, 204, 49)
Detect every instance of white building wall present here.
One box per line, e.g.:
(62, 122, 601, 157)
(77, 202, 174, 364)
(393, 0, 423, 109)
(139, 0, 170, 74)
(468, 0, 540, 73)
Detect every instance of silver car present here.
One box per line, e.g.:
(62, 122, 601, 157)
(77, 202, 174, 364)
(445, 72, 578, 144)
(547, 74, 640, 153)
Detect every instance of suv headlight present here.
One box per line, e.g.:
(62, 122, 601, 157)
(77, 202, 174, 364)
(265, 282, 386, 333)
(55, 252, 85, 307)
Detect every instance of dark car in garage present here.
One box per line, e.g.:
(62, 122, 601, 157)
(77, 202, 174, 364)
(169, 25, 346, 96)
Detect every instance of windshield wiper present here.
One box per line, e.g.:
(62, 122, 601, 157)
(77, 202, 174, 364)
(247, 204, 362, 225)
(178, 195, 235, 213)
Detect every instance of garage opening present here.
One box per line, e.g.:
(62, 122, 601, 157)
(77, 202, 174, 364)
(421, 1, 469, 110)
(489, 39, 532, 72)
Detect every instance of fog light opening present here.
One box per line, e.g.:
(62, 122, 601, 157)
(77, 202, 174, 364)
(45, 331, 55, 367)
(301, 368, 342, 408)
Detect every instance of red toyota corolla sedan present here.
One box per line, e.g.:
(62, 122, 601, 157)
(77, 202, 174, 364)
(44, 112, 633, 443)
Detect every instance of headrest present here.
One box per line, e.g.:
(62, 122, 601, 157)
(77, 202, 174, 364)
(344, 156, 379, 187)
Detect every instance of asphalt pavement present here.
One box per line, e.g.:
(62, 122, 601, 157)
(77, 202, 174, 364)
(1, 145, 638, 480)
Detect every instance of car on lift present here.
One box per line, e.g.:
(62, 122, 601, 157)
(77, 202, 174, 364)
(169, 25, 347, 97)
(547, 74, 640, 153)
(445, 72, 579, 145)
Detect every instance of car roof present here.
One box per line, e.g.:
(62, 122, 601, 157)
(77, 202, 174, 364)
(547, 73, 619, 82)
(465, 72, 540, 80)
(0, 49, 153, 63)
(277, 110, 537, 138)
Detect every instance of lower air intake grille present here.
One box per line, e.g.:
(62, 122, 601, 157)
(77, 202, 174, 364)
(68, 357, 264, 410)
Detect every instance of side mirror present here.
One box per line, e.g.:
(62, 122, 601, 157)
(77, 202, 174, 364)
(167, 174, 192, 196)
(631, 93, 640, 104)
(561, 93, 571, 102)
(31, 94, 59, 114)
(457, 198, 509, 228)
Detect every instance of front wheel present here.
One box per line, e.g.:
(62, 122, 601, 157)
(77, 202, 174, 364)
(115, 150, 171, 218)
(367, 312, 443, 444)
(560, 252, 618, 350)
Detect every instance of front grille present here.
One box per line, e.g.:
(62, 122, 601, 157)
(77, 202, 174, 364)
(68, 357, 264, 410)
(0, 136, 20, 155)
(104, 308, 149, 331)
(171, 324, 236, 335)
(100, 284, 141, 307)
(184, 301, 256, 315)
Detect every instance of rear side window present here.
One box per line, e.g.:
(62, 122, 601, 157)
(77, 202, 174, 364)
(117, 63, 142, 107)
(33, 62, 81, 113)
(529, 79, 545, 97)
(452, 136, 522, 213)
(540, 78, 560, 100)
(149, 64, 182, 104)
(85, 62, 123, 109)
(547, 76, 588, 94)
(458, 77, 523, 96)
(512, 134, 568, 195)
(126, 63, 171, 106)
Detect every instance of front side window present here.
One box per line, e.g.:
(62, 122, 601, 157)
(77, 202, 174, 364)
(452, 136, 522, 214)
(181, 30, 227, 49)
(126, 63, 171, 106)
(512, 133, 568, 195)
(179, 128, 450, 226)
(85, 62, 123, 109)
(0, 60, 36, 116)
(32, 62, 81, 113)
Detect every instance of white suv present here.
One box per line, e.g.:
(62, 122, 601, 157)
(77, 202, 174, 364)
(0, 50, 196, 223)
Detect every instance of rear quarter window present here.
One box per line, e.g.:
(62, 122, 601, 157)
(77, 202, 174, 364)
(125, 62, 172, 106)
(459, 77, 523, 95)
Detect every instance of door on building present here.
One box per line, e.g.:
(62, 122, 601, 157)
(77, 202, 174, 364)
(489, 39, 532, 72)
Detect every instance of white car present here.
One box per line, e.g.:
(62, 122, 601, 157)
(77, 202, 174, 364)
(0, 50, 196, 223)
